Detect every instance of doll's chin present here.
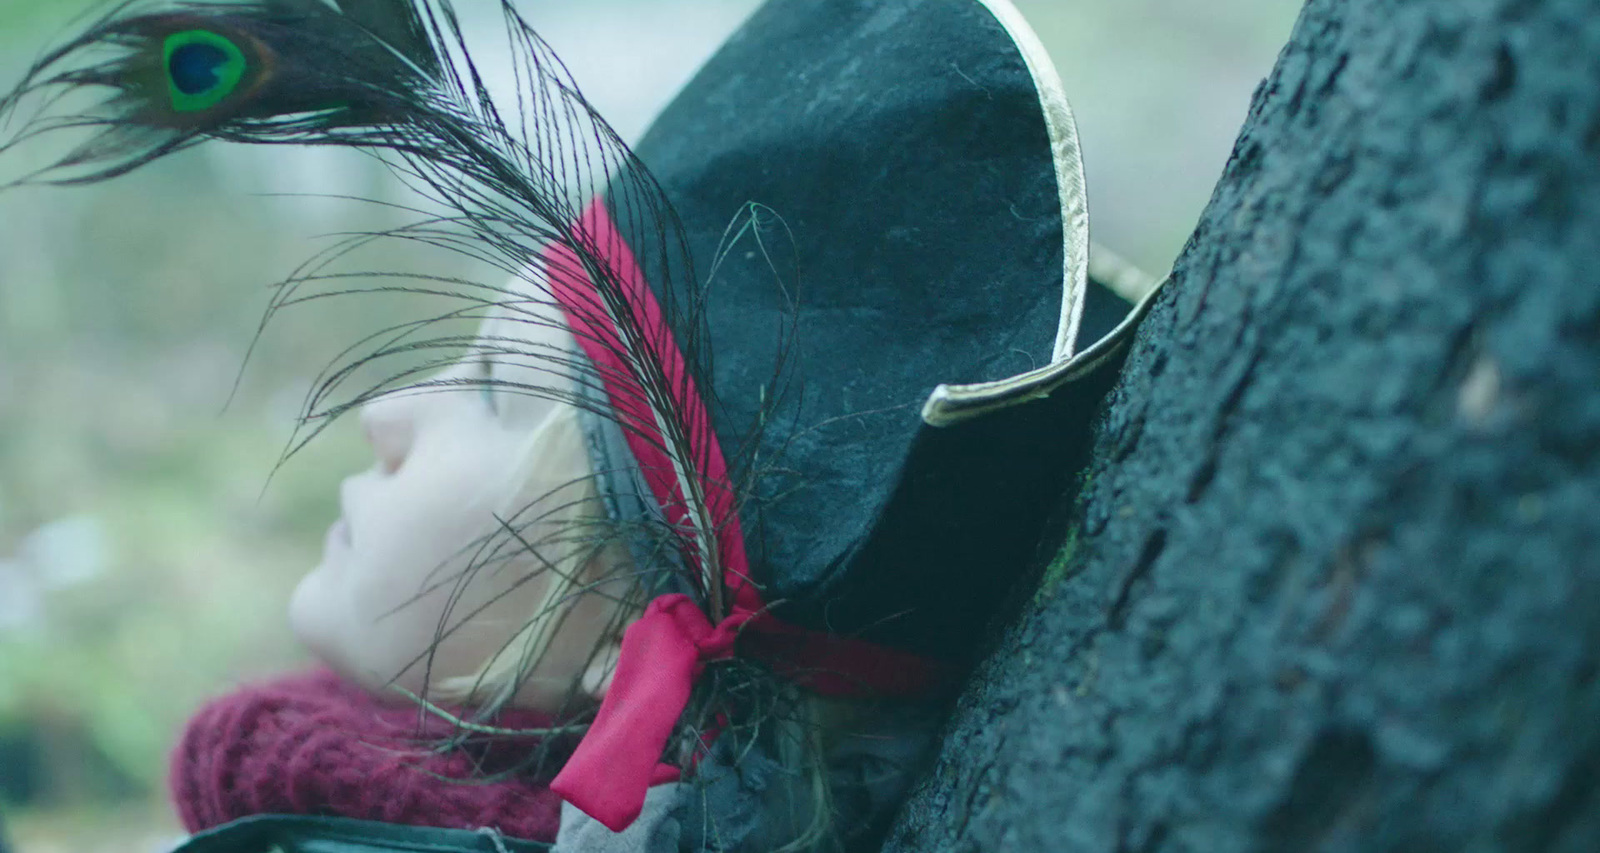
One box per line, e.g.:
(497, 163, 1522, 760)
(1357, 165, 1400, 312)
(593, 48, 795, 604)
(287, 567, 342, 668)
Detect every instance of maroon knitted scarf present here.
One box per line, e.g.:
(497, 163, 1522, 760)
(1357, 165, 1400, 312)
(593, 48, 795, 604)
(168, 668, 564, 842)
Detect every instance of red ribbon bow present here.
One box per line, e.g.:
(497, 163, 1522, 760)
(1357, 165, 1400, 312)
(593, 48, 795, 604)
(550, 594, 750, 831)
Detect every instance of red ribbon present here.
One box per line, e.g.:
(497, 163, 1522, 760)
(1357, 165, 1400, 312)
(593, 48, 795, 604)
(550, 594, 748, 831)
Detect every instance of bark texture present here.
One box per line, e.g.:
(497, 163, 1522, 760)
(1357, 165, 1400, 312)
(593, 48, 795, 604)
(886, 0, 1600, 850)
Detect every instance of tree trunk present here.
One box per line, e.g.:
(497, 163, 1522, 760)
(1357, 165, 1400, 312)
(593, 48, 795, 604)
(885, 0, 1600, 850)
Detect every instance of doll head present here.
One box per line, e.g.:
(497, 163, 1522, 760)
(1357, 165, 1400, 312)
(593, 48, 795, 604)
(289, 284, 634, 713)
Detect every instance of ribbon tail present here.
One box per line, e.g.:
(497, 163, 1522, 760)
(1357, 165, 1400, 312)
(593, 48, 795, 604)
(551, 594, 707, 832)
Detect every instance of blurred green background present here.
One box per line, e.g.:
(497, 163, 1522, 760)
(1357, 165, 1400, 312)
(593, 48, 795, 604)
(0, 0, 1301, 849)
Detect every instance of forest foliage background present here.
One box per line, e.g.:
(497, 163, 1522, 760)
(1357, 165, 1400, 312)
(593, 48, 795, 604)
(0, 0, 1298, 849)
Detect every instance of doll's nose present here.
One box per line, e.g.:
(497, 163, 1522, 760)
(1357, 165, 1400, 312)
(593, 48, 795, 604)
(360, 395, 416, 475)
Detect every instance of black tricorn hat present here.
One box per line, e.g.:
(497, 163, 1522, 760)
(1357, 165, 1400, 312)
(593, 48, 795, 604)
(547, 0, 1165, 825)
(592, 0, 1153, 661)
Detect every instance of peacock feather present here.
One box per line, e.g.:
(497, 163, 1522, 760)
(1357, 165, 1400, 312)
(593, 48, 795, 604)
(3, 1, 444, 181)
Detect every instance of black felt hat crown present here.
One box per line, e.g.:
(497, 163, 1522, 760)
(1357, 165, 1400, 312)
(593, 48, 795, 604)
(591, 0, 1150, 661)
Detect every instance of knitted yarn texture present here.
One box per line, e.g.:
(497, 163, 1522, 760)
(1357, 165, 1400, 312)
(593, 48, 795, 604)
(169, 668, 565, 842)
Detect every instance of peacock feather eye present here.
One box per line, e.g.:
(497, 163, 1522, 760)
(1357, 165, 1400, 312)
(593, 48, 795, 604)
(162, 30, 248, 112)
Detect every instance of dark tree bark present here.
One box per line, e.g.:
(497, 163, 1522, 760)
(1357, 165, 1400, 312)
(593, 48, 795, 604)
(886, 0, 1600, 850)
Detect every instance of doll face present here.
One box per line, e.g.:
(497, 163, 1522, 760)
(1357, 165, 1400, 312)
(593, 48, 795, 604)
(289, 294, 624, 711)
